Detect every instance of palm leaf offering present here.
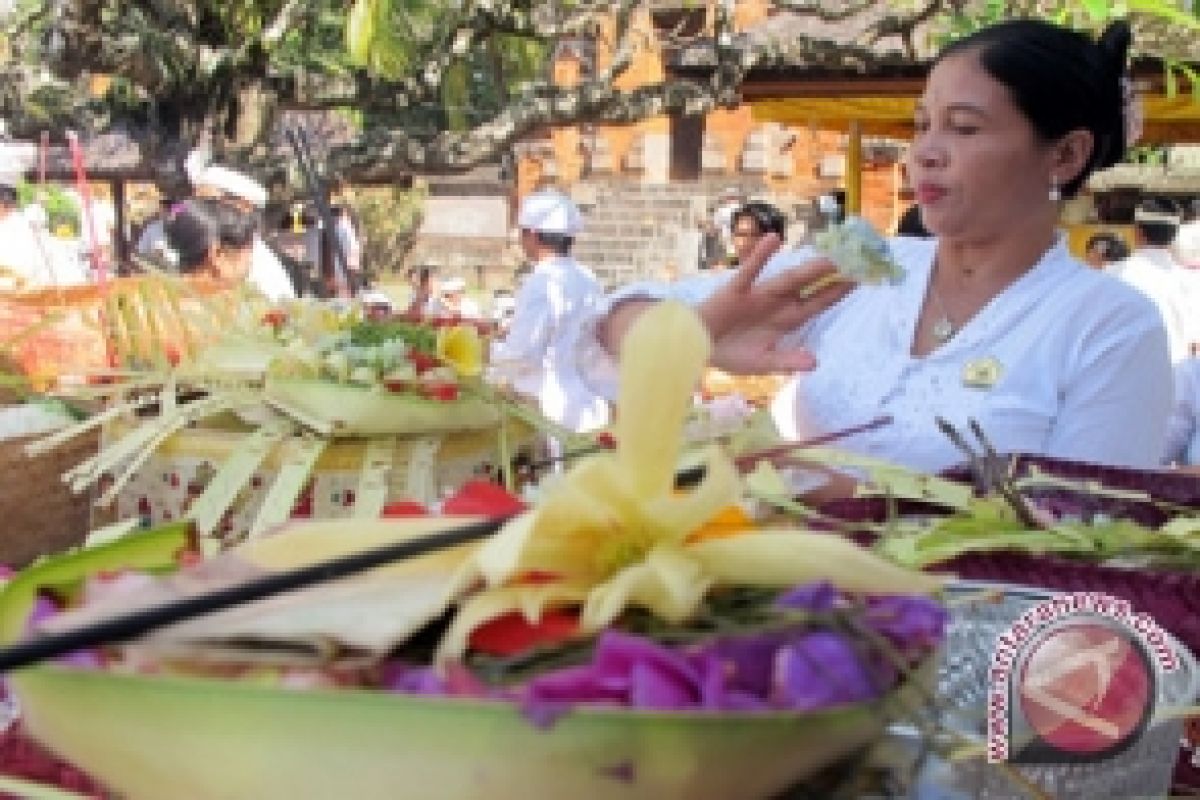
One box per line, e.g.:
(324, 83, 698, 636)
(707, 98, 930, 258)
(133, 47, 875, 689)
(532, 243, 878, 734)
(7, 285, 561, 546)
(0, 275, 247, 380)
(0, 302, 947, 799)
(806, 459, 1200, 573)
(752, 445, 1200, 675)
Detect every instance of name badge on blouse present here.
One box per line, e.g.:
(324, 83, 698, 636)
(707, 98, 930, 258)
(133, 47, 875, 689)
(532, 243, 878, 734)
(962, 357, 1003, 389)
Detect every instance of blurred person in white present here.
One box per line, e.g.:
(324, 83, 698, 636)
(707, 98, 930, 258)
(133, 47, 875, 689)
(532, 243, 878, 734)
(331, 204, 363, 289)
(0, 173, 41, 286)
(0, 172, 86, 288)
(711, 187, 746, 264)
(490, 190, 608, 433)
(582, 19, 1171, 489)
(492, 290, 516, 333)
(191, 164, 297, 301)
(1175, 197, 1200, 269)
(438, 276, 481, 319)
(403, 266, 443, 318)
(135, 196, 179, 267)
(1163, 199, 1200, 468)
(1165, 357, 1200, 468)
(1107, 198, 1199, 363)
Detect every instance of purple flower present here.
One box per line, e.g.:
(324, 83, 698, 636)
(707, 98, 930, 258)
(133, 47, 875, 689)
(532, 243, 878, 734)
(522, 697, 574, 730)
(629, 660, 696, 709)
(381, 662, 448, 696)
(700, 631, 792, 699)
(520, 632, 705, 728)
(776, 582, 839, 613)
(689, 649, 769, 711)
(524, 631, 702, 711)
(57, 649, 103, 670)
(864, 595, 947, 652)
(401, 591, 946, 731)
(19, 593, 101, 669)
(24, 593, 60, 633)
(772, 632, 888, 710)
(380, 661, 497, 700)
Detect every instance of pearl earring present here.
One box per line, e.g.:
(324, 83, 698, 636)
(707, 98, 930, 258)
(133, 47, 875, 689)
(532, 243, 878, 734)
(1049, 178, 1062, 203)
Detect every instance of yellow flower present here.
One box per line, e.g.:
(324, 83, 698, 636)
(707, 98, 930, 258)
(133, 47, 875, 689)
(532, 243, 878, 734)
(436, 324, 483, 377)
(436, 301, 941, 660)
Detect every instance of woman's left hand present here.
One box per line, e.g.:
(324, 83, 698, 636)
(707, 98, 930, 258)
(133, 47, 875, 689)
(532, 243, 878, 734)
(698, 234, 853, 375)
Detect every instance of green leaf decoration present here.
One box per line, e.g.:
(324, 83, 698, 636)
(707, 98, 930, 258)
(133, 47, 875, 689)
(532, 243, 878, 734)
(0, 523, 189, 644)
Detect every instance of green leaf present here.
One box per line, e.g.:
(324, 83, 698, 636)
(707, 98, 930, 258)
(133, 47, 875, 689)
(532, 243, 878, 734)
(796, 447, 974, 511)
(0, 776, 90, 800)
(0, 523, 189, 644)
(1159, 515, 1200, 538)
(1081, 0, 1113, 21)
(345, 0, 376, 67)
(877, 528, 1082, 569)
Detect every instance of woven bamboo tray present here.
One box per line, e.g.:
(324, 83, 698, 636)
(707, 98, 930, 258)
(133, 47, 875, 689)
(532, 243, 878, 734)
(0, 427, 99, 568)
(104, 416, 535, 542)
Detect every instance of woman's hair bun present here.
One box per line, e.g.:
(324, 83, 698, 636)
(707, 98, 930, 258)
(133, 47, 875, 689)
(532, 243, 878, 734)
(1097, 20, 1132, 76)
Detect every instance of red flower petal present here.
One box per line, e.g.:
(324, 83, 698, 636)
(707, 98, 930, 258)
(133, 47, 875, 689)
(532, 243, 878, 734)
(441, 480, 526, 517)
(381, 501, 430, 518)
(469, 610, 580, 657)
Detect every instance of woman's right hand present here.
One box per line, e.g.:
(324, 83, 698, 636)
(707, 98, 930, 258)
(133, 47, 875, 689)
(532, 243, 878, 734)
(698, 233, 853, 375)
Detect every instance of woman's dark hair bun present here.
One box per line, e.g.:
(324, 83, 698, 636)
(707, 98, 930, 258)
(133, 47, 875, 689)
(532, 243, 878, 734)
(1097, 20, 1133, 76)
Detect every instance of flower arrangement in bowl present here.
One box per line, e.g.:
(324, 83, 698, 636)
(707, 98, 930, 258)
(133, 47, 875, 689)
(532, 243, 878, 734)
(258, 311, 500, 436)
(1, 303, 947, 799)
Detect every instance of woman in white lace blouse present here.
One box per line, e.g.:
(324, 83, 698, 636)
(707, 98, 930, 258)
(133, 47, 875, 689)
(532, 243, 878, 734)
(587, 19, 1171, 481)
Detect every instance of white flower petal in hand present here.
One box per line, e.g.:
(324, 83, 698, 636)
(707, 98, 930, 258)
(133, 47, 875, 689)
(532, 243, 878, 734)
(813, 216, 904, 285)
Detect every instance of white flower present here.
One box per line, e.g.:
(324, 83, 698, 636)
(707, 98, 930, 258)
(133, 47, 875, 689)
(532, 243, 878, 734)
(813, 216, 903, 285)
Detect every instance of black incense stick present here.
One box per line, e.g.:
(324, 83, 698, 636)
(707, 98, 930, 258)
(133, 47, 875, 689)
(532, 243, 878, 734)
(529, 414, 894, 483)
(0, 516, 512, 672)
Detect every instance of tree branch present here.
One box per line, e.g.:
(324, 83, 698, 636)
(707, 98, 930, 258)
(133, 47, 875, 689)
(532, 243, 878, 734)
(771, 0, 879, 23)
(868, 0, 947, 59)
(300, 67, 747, 178)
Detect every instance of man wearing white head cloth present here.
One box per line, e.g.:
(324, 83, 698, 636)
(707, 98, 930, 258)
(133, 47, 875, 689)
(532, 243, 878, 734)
(192, 163, 297, 301)
(491, 190, 609, 433)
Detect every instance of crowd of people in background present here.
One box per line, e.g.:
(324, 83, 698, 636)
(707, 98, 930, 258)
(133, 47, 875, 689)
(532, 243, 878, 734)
(4, 16, 1200, 494)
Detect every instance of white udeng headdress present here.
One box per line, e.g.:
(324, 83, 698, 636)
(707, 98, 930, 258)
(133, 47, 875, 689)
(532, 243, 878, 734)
(517, 191, 583, 236)
(195, 165, 269, 209)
